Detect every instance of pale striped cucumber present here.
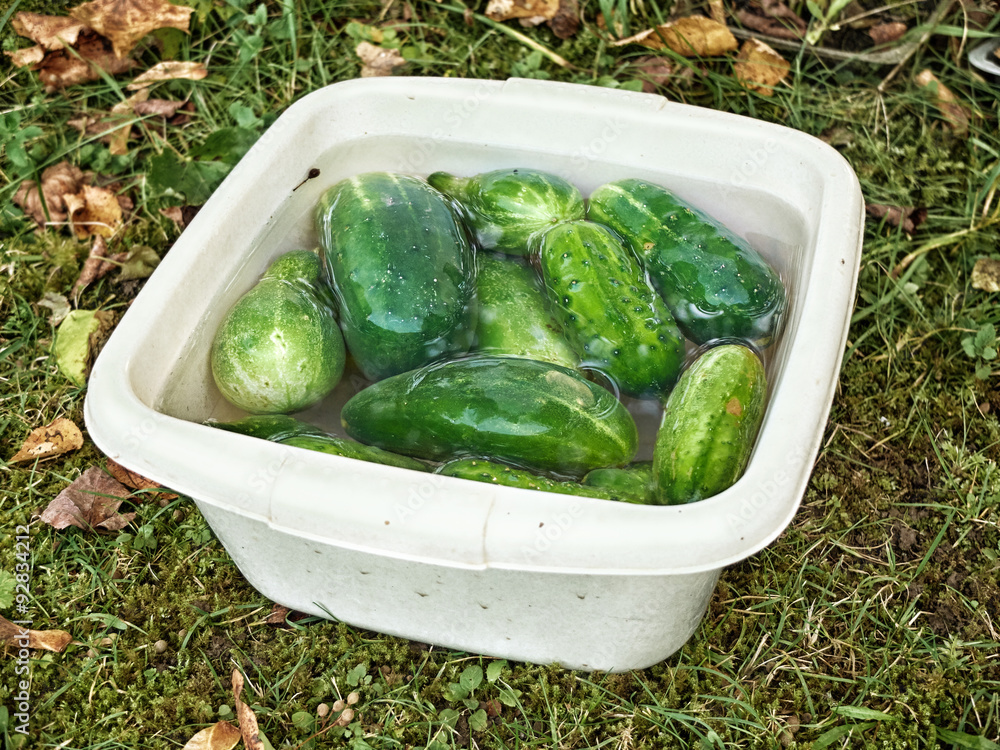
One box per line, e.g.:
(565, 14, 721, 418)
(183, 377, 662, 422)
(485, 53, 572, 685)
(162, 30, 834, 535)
(316, 172, 476, 381)
(428, 168, 585, 254)
(538, 220, 686, 399)
(653, 344, 767, 504)
(582, 461, 656, 504)
(341, 354, 638, 476)
(474, 254, 577, 369)
(588, 179, 786, 348)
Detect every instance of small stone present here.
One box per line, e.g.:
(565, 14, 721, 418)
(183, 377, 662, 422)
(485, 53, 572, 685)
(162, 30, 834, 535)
(154, 639, 168, 654)
(347, 691, 360, 705)
(172, 509, 183, 521)
(972, 258, 1000, 293)
(177, 629, 187, 640)
(316, 703, 330, 718)
(158, 497, 170, 508)
(779, 729, 794, 747)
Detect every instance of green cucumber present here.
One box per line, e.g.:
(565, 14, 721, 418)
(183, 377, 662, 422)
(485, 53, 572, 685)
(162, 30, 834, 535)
(315, 172, 477, 381)
(279, 435, 430, 472)
(427, 168, 585, 254)
(582, 461, 656, 504)
(588, 179, 786, 347)
(208, 414, 326, 442)
(474, 254, 577, 369)
(210, 252, 345, 414)
(261, 249, 322, 285)
(341, 354, 638, 476)
(653, 344, 767, 504)
(538, 220, 686, 399)
(438, 458, 638, 502)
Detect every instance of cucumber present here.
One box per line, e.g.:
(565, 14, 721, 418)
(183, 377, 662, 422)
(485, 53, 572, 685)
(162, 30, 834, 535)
(653, 344, 767, 504)
(474, 254, 577, 369)
(538, 220, 686, 399)
(208, 414, 326, 442)
(279, 434, 430, 472)
(582, 461, 656, 504)
(341, 354, 638, 476)
(438, 458, 638, 502)
(588, 179, 786, 348)
(261, 249, 322, 285)
(316, 172, 477, 382)
(210, 252, 345, 414)
(427, 168, 585, 254)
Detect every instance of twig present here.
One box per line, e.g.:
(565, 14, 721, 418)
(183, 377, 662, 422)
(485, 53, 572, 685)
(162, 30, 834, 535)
(877, 0, 955, 92)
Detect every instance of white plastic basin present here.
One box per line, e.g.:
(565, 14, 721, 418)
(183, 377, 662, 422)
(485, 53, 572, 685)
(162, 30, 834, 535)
(85, 77, 864, 672)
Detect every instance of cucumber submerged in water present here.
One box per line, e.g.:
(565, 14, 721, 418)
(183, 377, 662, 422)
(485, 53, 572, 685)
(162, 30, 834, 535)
(653, 344, 767, 504)
(588, 179, 786, 348)
(438, 458, 639, 502)
(210, 250, 345, 414)
(538, 220, 686, 399)
(316, 172, 477, 382)
(428, 168, 585, 254)
(341, 354, 638, 476)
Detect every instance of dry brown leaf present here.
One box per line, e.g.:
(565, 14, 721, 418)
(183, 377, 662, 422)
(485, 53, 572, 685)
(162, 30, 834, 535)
(69, 0, 195, 59)
(11, 417, 84, 463)
(707, 0, 726, 24)
(735, 9, 805, 40)
(915, 69, 970, 136)
(7, 45, 47, 67)
(66, 183, 124, 239)
(134, 98, 186, 117)
(232, 670, 265, 750)
(127, 60, 207, 89)
(13, 162, 86, 229)
(0, 615, 74, 653)
(12, 12, 88, 50)
(733, 38, 789, 96)
(971, 258, 1000, 293)
(36, 30, 136, 91)
(868, 21, 907, 45)
(614, 16, 738, 57)
(356, 42, 406, 77)
(181, 721, 242, 750)
(39, 466, 134, 531)
(865, 203, 927, 234)
(266, 604, 292, 625)
(72, 235, 123, 298)
(485, 0, 558, 23)
(106, 458, 178, 499)
(632, 55, 679, 93)
(547, 0, 579, 39)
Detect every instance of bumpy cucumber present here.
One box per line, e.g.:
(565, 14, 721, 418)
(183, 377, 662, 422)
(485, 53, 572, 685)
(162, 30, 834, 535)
(588, 179, 786, 347)
(208, 414, 326, 442)
(582, 461, 656, 504)
(438, 458, 641, 502)
(538, 220, 686, 399)
(474, 254, 577, 369)
(210, 252, 345, 414)
(279, 435, 430, 472)
(341, 354, 638, 476)
(653, 344, 767, 504)
(261, 249, 322, 284)
(316, 172, 476, 381)
(428, 168, 585, 254)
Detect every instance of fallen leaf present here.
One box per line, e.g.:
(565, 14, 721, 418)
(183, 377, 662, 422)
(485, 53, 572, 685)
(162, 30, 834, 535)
(159, 206, 185, 227)
(11, 417, 84, 463)
(971, 258, 1000, 292)
(127, 60, 207, 89)
(69, 0, 195, 59)
(233, 670, 266, 750)
(266, 604, 292, 625)
(868, 22, 907, 45)
(707, 0, 726, 24)
(110, 88, 149, 114)
(182, 721, 242, 750)
(11, 11, 87, 50)
(733, 38, 789, 96)
(117, 244, 161, 280)
(6, 46, 46, 66)
(614, 16, 738, 57)
(13, 162, 86, 230)
(66, 183, 124, 239)
(36, 30, 137, 91)
(735, 9, 805, 40)
(39, 465, 133, 531)
(865, 203, 927, 234)
(356, 42, 406, 77)
(485, 0, 558, 23)
(134, 98, 186, 117)
(915, 69, 970, 136)
(53, 309, 117, 387)
(38, 291, 72, 325)
(106, 458, 176, 498)
(632, 55, 689, 93)
(72, 236, 122, 299)
(547, 0, 579, 39)
(0, 615, 74, 653)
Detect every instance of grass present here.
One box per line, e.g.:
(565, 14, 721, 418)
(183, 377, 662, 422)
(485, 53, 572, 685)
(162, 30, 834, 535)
(2, 0, 1000, 748)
